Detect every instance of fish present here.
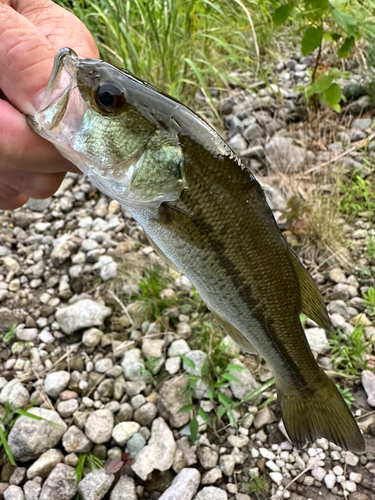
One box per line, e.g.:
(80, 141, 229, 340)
(27, 48, 365, 453)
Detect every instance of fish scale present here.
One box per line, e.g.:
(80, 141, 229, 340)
(27, 48, 365, 453)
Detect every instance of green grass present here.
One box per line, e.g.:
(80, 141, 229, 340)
(75, 452, 103, 482)
(338, 174, 375, 219)
(2, 323, 17, 343)
(55, 0, 264, 105)
(329, 326, 371, 376)
(363, 286, 375, 317)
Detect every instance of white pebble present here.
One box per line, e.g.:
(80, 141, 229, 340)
(345, 451, 359, 466)
(266, 460, 280, 472)
(269, 472, 283, 486)
(324, 472, 336, 489)
(343, 480, 357, 492)
(333, 465, 344, 476)
(259, 447, 275, 460)
(349, 472, 362, 483)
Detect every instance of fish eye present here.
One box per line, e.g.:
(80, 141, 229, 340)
(95, 84, 125, 113)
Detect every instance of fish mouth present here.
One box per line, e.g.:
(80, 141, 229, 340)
(26, 48, 81, 133)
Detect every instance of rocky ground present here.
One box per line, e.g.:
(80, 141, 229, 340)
(0, 56, 375, 500)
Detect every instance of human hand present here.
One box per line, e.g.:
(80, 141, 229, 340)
(0, 0, 99, 209)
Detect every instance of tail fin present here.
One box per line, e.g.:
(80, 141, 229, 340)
(277, 373, 365, 453)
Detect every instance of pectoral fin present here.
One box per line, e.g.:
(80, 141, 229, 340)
(212, 311, 258, 355)
(289, 251, 332, 332)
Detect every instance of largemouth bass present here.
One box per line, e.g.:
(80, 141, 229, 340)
(27, 48, 365, 453)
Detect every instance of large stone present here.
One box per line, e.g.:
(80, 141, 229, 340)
(362, 370, 375, 407)
(193, 486, 227, 500)
(304, 327, 329, 355)
(121, 349, 144, 381)
(23, 477, 42, 500)
(26, 449, 64, 479)
(85, 409, 114, 444)
(265, 136, 305, 173)
(44, 371, 70, 399)
(159, 468, 201, 500)
(182, 351, 207, 376)
(8, 408, 67, 461)
(39, 464, 77, 500)
(228, 359, 259, 400)
(131, 417, 176, 480)
(56, 300, 112, 335)
(3, 485, 24, 500)
(62, 426, 92, 454)
(77, 469, 114, 500)
(0, 380, 29, 409)
(158, 376, 191, 428)
(168, 339, 191, 357)
(110, 475, 137, 500)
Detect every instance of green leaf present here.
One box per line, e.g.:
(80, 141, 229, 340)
(217, 392, 233, 408)
(178, 404, 195, 413)
(362, 23, 375, 39)
(181, 355, 196, 371)
(323, 83, 343, 112)
(338, 36, 355, 58)
(0, 426, 15, 466)
(330, 33, 342, 42)
(273, 4, 290, 26)
(207, 388, 214, 402)
(332, 9, 357, 36)
(190, 417, 199, 443)
(217, 405, 226, 418)
(302, 26, 323, 55)
(198, 408, 211, 426)
(221, 373, 241, 383)
(306, 75, 333, 97)
(226, 364, 245, 372)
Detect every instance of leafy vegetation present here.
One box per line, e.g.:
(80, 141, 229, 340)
(363, 286, 375, 317)
(2, 323, 17, 343)
(329, 326, 371, 376)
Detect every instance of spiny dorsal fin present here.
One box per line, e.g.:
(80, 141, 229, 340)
(289, 250, 332, 332)
(211, 310, 258, 355)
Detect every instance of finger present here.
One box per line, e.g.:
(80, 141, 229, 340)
(0, 99, 79, 173)
(0, 164, 66, 199)
(12, 0, 99, 59)
(0, 192, 29, 210)
(0, 1, 56, 113)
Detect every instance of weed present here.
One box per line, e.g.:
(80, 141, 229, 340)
(75, 452, 103, 482)
(2, 323, 17, 343)
(329, 326, 371, 376)
(0, 400, 59, 466)
(363, 286, 375, 317)
(247, 474, 268, 500)
(338, 174, 375, 219)
(337, 385, 355, 407)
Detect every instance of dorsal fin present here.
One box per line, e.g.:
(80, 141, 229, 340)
(289, 251, 332, 332)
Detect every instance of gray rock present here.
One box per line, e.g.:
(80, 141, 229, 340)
(243, 123, 264, 143)
(159, 468, 201, 500)
(56, 300, 112, 335)
(228, 359, 259, 400)
(201, 467, 222, 485)
(253, 407, 276, 429)
(362, 370, 375, 407)
(23, 477, 42, 500)
(228, 133, 247, 153)
(131, 417, 176, 480)
(95, 358, 113, 374)
(99, 257, 118, 282)
(3, 486, 24, 500)
(219, 455, 235, 477)
(16, 328, 38, 341)
(9, 468, 26, 486)
(110, 475, 137, 500)
(168, 339, 191, 357)
(0, 380, 29, 409)
(240, 145, 265, 160)
(194, 486, 227, 500)
(142, 338, 165, 358)
(44, 371, 71, 399)
(57, 399, 79, 418)
(158, 376, 191, 428)
(166, 357, 181, 375)
(182, 351, 207, 376)
(39, 464, 77, 500)
(265, 136, 305, 173)
(348, 128, 366, 142)
(112, 421, 140, 446)
(351, 118, 372, 130)
(260, 180, 287, 211)
(304, 327, 329, 354)
(134, 402, 158, 426)
(26, 198, 51, 212)
(121, 349, 144, 381)
(8, 408, 67, 461)
(82, 328, 103, 347)
(197, 447, 219, 470)
(327, 300, 349, 319)
(77, 469, 114, 500)
(126, 433, 146, 457)
(116, 403, 134, 422)
(50, 242, 75, 267)
(85, 409, 114, 444)
(27, 449, 64, 479)
(62, 426, 92, 454)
